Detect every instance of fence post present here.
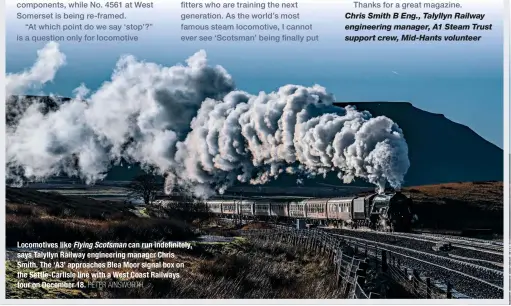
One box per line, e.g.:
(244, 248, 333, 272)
(330, 239, 335, 260)
(375, 245, 379, 271)
(321, 237, 328, 255)
(356, 263, 367, 286)
(412, 269, 419, 296)
(333, 249, 338, 270)
(336, 252, 343, 287)
(343, 279, 352, 298)
(381, 250, 388, 272)
(426, 278, 431, 299)
(446, 282, 452, 299)
(354, 275, 365, 298)
(341, 256, 354, 294)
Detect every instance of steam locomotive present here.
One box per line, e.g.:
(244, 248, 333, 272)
(205, 191, 415, 232)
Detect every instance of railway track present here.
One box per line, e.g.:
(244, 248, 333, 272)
(405, 232, 503, 252)
(220, 218, 504, 298)
(322, 228, 503, 267)
(328, 232, 502, 277)
(269, 224, 503, 298)
(320, 231, 503, 299)
(413, 232, 503, 248)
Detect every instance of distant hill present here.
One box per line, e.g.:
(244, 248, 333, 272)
(6, 96, 503, 187)
(334, 102, 503, 186)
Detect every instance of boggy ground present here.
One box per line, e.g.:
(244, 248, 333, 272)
(6, 237, 346, 299)
(6, 188, 343, 299)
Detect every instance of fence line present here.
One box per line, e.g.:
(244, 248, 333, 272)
(325, 229, 464, 299)
(241, 228, 374, 299)
(241, 226, 489, 299)
(336, 232, 504, 299)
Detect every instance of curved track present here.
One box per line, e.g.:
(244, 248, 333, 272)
(323, 228, 503, 267)
(319, 229, 503, 299)
(403, 232, 503, 253)
(221, 218, 504, 298)
(413, 232, 503, 248)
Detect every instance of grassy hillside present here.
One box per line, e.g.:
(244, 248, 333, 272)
(402, 181, 503, 232)
(5, 187, 345, 299)
(6, 188, 197, 247)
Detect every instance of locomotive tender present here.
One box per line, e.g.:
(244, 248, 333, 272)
(205, 191, 415, 232)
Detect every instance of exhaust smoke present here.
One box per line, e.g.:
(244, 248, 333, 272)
(6, 42, 410, 197)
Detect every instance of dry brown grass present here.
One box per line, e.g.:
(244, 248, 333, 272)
(7, 235, 344, 299)
(6, 187, 134, 220)
(6, 213, 196, 247)
(403, 181, 503, 209)
(241, 222, 274, 231)
(6, 189, 197, 247)
(5, 188, 346, 299)
(99, 239, 343, 299)
(402, 181, 503, 232)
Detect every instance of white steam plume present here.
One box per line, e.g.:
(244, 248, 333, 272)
(6, 42, 410, 196)
(6, 42, 66, 96)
